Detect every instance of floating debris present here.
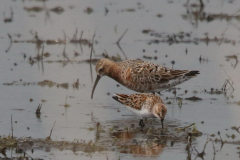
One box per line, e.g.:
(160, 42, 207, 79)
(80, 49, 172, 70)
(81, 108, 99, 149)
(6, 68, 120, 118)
(84, 7, 93, 14)
(121, 8, 135, 12)
(3, 7, 13, 23)
(185, 96, 202, 101)
(35, 104, 42, 115)
(142, 30, 238, 45)
(50, 6, 64, 14)
(3, 80, 70, 89)
(225, 54, 238, 69)
(182, 12, 240, 22)
(175, 123, 202, 136)
(143, 55, 152, 59)
(157, 14, 162, 18)
(12, 32, 66, 45)
(24, 6, 43, 12)
(12, 109, 25, 111)
(72, 79, 79, 89)
(231, 126, 240, 133)
(102, 52, 122, 62)
(70, 28, 92, 46)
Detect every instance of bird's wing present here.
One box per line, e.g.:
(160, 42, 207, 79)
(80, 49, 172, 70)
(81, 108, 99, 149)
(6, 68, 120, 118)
(128, 60, 190, 84)
(112, 93, 147, 110)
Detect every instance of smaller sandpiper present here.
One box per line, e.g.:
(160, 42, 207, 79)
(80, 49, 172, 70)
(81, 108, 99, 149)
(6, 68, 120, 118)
(112, 93, 167, 128)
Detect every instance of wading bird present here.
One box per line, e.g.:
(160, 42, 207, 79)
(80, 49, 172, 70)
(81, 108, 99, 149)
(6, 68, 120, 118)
(91, 58, 199, 99)
(112, 93, 167, 128)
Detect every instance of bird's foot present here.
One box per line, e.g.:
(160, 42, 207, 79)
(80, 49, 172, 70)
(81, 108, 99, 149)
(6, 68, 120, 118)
(139, 119, 145, 127)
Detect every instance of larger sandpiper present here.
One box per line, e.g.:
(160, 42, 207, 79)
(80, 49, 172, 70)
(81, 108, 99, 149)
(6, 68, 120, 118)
(91, 58, 199, 99)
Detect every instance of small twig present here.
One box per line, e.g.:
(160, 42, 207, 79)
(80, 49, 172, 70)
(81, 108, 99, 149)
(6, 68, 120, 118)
(36, 104, 42, 115)
(46, 121, 56, 141)
(187, 133, 192, 145)
(90, 112, 96, 122)
(186, 133, 193, 152)
(202, 139, 209, 153)
(73, 79, 79, 88)
(221, 28, 228, 37)
(209, 138, 216, 155)
(233, 54, 238, 69)
(227, 79, 234, 91)
(90, 31, 96, 62)
(116, 29, 128, 44)
(218, 132, 225, 150)
(222, 79, 234, 92)
(62, 30, 66, 41)
(199, 0, 204, 7)
(62, 44, 69, 61)
(6, 34, 13, 53)
(90, 31, 96, 83)
(4, 7, 13, 23)
(49, 121, 56, 138)
(237, 126, 240, 133)
(72, 28, 78, 40)
(193, 138, 209, 159)
(11, 114, 13, 138)
(222, 79, 228, 91)
(80, 31, 83, 41)
(144, 127, 151, 137)
(229, 22, 240, 33)
(193, 146, 199, 154)
(182, 123, 195, 131)
(41, 45, 44, 74)
(24, 151, 34, 160)
(220, 66, 234, 83)
(219, 27, 229, 45)
(117, 43, 127, 60)
(65, 96, 67, 104)
(17, 136, 25, 141)
(71, 139, 78, 144)
(231, 8, 240, 17)
(10, 6, 13, 19)
(41, 45, 44, 56)
(42, 1, 51, 24)
(79, 31, 84, 53)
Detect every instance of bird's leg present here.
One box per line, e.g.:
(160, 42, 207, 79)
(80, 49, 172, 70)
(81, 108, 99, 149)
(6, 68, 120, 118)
(161, 119, 164, 129)
(139, 119, 145, 127)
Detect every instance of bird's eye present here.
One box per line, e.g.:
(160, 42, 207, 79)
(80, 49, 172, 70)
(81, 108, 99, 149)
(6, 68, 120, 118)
(99, 68, 103, 72)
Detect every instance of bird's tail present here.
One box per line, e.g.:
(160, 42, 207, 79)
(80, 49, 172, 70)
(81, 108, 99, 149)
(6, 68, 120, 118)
(185, 70, 200, 77)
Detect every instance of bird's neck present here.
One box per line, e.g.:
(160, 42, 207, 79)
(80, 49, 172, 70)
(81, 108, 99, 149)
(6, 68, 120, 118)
(105, 61, 121, 82)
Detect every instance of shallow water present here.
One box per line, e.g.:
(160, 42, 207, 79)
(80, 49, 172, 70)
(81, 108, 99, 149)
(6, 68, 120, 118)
(0, 0, 240, 159)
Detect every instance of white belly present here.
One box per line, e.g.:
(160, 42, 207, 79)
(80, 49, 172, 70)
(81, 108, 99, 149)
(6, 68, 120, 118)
(126, 106, 154, 118)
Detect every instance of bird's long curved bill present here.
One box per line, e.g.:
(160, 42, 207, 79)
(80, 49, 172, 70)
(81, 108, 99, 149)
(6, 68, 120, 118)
(91, 75, 101, 99)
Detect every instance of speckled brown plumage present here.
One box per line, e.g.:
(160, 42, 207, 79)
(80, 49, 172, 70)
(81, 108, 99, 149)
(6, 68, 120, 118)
(112, 93, 164, 111)
(112, 93, 167, 128)
(91, 58, 199, 99)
